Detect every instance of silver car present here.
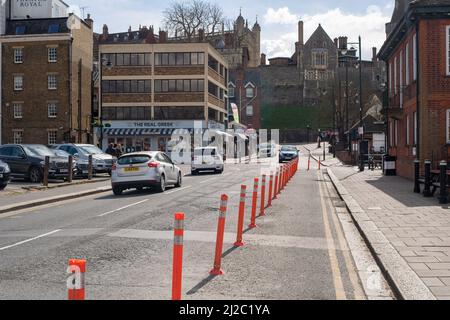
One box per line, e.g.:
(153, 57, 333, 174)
(111, 151, 182, 195)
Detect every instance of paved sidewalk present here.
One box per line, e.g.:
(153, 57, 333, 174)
(329, 164, 450, 300)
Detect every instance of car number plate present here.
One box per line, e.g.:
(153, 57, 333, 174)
(60, 169, 68, 173)
(124, 167, 139, 172)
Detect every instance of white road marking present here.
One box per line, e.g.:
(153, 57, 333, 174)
(165, 186, 192, 195)
(0, 229, 61, 252)
(98, 199, 150, 217)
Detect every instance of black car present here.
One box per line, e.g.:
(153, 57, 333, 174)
(0, 160, 11, 190)
(0, 144, 77, 183)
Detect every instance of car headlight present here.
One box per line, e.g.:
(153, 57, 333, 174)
(4, 165, 10, 174)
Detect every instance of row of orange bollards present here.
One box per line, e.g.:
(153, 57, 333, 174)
(171, 157, 299, 300)
(68, 158, 299, 301)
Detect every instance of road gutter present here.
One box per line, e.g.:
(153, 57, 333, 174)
(0, 186, 111, 215)
(327, 168, 436, 300)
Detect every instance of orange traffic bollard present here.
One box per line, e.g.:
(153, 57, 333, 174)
(308, 155, 311, 171)
(67, 259, 86, 300)
(260, 175, 266, 216)
(210, 195, 229, 276)
(249, 178, 259, 229)
(234, 185, 247, 247)
(172, 212, 185, 300)
(279, 166, 284, 192)
(268, 173, 274, 208)
(273, 168, 279, 199)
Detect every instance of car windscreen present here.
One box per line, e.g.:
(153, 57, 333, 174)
(118, 155, 151, 165)
(23, 145, 55, 157)
(282, 146, 297, 152)
(78, 145, 103, 155)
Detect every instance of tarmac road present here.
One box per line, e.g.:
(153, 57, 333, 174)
(0, 153, 392, 300)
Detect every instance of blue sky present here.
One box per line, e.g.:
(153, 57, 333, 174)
(68, 0, 395, 59)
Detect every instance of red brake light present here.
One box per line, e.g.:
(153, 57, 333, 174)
(148, 162, 159, 168)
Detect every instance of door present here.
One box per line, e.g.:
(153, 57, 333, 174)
(159, 153, 176, 182)
(10, 146, 29, 176)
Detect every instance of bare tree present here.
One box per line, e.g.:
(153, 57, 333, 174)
(163, 0, 225, 41)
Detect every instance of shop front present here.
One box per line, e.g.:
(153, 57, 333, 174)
(102, 121, 226, 154)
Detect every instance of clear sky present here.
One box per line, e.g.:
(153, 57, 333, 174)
(68, 0, 395, 60)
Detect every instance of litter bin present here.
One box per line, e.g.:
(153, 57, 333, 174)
(383, 155, 397, 176)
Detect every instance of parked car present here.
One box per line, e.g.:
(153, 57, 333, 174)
(52, 144, 115, 175)
(53, 149, 89, 178)
(258, 142, 277, 158)
(279, 145, 299, 163)
(191, 147, 224, 175)
(0, 144, 77, 183)
(111, 151, 182, 195)
(0, 160, 11, 190)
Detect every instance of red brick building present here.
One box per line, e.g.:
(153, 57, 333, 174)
(379, 0, 450, 178)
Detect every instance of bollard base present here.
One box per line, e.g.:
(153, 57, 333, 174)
(234, 242, 245, 247)
(248, 223, 257, 229)
(210, 268, 225, 276)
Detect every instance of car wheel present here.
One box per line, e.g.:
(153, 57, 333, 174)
(113, 186, 123, 196)
(156, 175, 166, 193)
(29, 167, 42, 183)
(191, 170, 198, 176)
(175, 173, 182, 188)
(0, 184, 6, 191)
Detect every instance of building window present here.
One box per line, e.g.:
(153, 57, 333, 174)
(48, 47, 57, 62)
(14, 75, 23, 91)
(153, 79, 203, 93)
(154, 52, 204, 66)
(228, 83, 235, 98)
(13, 103, 23, 119)
(48, 131, 58, 145)
(400, 50, 403, 108)
(246, 105, 254, 117)
(48, 103, 57, 118)
(102, 80, 151, 94)
(405, 43, 410, 85)
(245, 85, 254, 98)
(413, 111, 418, 146)
(14, 48, 23, 63)
(394, 120, 398, 147)
(312, 50, 328, 69)
(48, 75, 57, 90)
(394, 57, 397, 95)
(447, 109, 450, 144)
(406, 115, 410, 146)
(447, 26, 450, 76)
(13, 130, 23, 144)
(413, 34, 417, 81)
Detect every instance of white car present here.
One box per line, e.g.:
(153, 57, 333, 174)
(258, 143, 277, 158)
(111, 151, 182, 195)
(191, 147, 224, 175)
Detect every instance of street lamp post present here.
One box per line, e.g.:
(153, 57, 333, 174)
(342, 36, 364, 171)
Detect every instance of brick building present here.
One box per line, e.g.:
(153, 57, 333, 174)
(98, 26, 228, 152)
(0, 12, 93, 145)
(378, 0, 450, 178)
(259, 21, 386, 139)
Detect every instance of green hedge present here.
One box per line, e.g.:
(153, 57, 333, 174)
(261, 105, 333, 129)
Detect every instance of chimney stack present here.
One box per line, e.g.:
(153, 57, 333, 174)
(261, 53, 266, 66)
(102, 24, 109, 40)
(298, 21, 304, 45)
(85, 14, 93, 29)
(198, 29, 205, 42)
(338, 36, 348, 49)
(334, 38, 338, 48)
(372, 47, 378, 62)
(158, 30, 167, 43)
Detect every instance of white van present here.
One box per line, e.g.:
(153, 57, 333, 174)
(191, 147, 224, 175)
